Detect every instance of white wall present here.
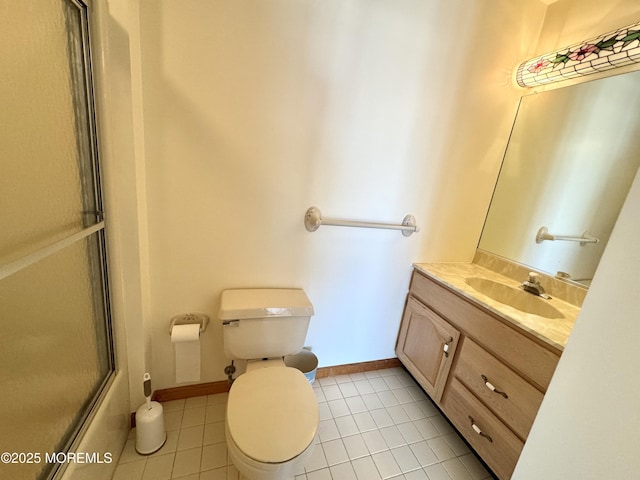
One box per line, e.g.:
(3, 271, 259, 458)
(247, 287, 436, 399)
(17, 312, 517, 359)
(535, 0, 640, 52)
(133, 0, 546, 390)
(97, 0, 154, 413)
(513, 1, 640, 478)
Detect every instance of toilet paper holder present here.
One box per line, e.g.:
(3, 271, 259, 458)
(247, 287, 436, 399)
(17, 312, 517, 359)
(169, 313, 209, 335)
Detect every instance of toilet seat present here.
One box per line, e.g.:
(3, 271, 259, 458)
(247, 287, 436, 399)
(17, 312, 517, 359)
(226, 365, 318, 464)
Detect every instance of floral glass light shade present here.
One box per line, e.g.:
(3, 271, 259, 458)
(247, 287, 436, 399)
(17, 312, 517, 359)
(516, 21, 640, 88)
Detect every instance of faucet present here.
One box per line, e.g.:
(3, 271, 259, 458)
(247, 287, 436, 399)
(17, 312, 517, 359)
(521, 272, 551, 299)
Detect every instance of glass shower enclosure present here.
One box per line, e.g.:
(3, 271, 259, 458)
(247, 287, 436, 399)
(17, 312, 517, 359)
(0, 1, 114, 479)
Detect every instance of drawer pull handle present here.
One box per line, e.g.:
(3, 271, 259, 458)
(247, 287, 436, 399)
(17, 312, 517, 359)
(443, 337, 453, 357)
(481, 375, 508, 399)
(468, 416, 493, 443)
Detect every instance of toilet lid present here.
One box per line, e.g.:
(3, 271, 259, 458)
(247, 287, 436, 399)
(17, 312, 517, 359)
(227, 366, 318, 463)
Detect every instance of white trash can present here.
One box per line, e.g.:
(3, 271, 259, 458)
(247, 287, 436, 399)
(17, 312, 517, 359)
(135, 401, 166, 454)
(284, 349, 318, 384)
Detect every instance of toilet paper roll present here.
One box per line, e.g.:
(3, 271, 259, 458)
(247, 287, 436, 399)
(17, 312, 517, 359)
(171, 323, 201, 384)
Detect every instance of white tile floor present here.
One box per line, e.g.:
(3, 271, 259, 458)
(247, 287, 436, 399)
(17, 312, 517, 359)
(112, 367, 495, 480)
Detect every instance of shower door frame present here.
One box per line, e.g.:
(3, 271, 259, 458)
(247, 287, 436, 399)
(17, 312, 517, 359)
(50, 2, 118, 477)
(0, 1, 116, 478)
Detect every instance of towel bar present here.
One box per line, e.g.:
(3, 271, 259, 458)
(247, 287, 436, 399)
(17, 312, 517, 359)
(304, 206, 419, 237)
(535, 226, 599, 246)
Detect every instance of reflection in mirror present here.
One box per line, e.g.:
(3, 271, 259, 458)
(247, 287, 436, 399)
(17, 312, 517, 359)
(479, 71, 640, 287)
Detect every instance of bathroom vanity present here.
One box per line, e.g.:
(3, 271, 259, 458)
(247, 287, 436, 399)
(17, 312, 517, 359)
(396, 257, 581, 479)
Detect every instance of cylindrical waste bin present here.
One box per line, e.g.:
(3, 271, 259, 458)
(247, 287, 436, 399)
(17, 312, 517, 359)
(284, 349, 318, 384)
(135, 401, 166, 454)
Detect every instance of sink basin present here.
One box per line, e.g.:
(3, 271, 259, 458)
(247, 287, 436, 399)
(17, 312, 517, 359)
(465, 277, 564, 319)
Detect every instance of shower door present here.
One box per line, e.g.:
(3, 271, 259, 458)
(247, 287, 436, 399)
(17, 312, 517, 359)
(0, 1, 114, 479)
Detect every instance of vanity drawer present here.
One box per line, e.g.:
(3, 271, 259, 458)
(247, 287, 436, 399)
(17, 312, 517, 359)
(453, 337, 544, 440)
(409, 271, 559, 391)
(443, 378, 523, 480)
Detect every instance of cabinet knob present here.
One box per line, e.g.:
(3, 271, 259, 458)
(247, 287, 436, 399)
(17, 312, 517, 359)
(481, 374, 509, 399)
(468, 416, 493, 443)
(443, 337, 454, 357)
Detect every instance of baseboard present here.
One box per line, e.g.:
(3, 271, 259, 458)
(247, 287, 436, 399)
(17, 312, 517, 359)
(131, 357, 402, 427)
(153, 380, 231, 402)
(316, 357, 402, 378)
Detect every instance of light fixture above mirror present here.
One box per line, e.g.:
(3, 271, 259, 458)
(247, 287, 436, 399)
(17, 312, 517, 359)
(516, 20, 640, 87)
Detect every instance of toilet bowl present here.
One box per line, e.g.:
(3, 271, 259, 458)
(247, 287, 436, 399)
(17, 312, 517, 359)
(218, 289, 318, 480)
(226, 359, 318, 480)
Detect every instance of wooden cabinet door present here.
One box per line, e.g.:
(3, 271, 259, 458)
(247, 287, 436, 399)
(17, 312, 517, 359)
(396, 296, 460, 402)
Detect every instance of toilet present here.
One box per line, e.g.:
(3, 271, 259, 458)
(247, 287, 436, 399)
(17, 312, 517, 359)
(219, 288, 318, 480)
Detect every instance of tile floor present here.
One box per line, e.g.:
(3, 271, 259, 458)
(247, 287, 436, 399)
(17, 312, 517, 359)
(112, 367, 495, 480)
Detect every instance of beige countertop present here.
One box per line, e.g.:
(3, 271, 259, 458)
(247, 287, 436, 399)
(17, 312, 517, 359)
(414, 262, 580, 351)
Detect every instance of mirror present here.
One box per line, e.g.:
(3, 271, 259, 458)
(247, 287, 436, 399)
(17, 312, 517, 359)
(479, 71, 640, 287)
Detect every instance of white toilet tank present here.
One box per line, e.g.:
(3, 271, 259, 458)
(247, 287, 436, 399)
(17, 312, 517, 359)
(219, 288, 314, 360)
